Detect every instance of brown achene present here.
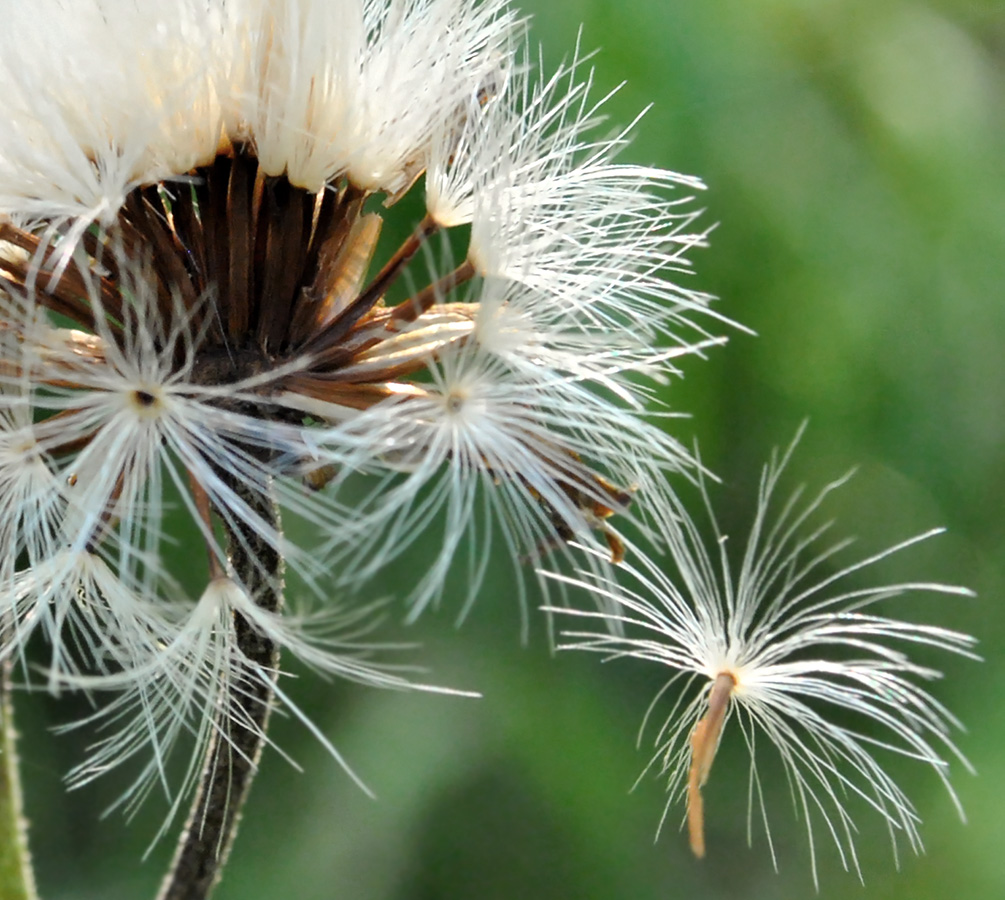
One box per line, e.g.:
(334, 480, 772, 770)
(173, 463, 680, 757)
(687, 671, 736, 858)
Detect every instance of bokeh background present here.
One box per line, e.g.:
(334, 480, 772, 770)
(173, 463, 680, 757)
(21, 1, 1003, 898)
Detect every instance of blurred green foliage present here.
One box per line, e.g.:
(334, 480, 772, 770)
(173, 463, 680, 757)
(23, 1, 1003, 898)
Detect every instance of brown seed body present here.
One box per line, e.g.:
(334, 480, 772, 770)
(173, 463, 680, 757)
(687, 671, 736, 858)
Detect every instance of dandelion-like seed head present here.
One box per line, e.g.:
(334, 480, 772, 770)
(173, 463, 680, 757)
(0, 0, 718, 827)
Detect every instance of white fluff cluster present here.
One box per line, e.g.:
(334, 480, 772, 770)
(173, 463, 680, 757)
(0, 0, 519, 221)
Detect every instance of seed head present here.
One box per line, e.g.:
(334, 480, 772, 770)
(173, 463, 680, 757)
(0, 0, 718, 812)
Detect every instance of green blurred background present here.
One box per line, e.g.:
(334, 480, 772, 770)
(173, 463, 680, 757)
(22, 1, 1004, 898)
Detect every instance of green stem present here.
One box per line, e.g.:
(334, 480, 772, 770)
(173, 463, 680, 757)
(0, 656, 40, 900)
(156, 480, 284, 900)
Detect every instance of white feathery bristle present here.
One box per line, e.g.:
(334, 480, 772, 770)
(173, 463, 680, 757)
(544, 437, 975, 884)
(307, 340, 689, 616)
(58, 576, 473, 831)
(241, 0, 521, 195)
(0, 1, 235, 232)
(426, 42, 718, 347)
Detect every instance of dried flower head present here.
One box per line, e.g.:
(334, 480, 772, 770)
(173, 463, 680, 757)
(547, 432, 976, 884)
(0, 0, 717, 820)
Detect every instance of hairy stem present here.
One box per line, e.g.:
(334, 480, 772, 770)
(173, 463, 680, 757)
(0, 654, 39, 900)
(157, 480, 284, 900)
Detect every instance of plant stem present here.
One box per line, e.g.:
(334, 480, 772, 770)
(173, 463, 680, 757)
(0, 655, 40, 900)
(157, 480, 284, 900)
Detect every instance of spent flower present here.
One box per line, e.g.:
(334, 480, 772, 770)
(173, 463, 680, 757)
(0, 0, 716, 822)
